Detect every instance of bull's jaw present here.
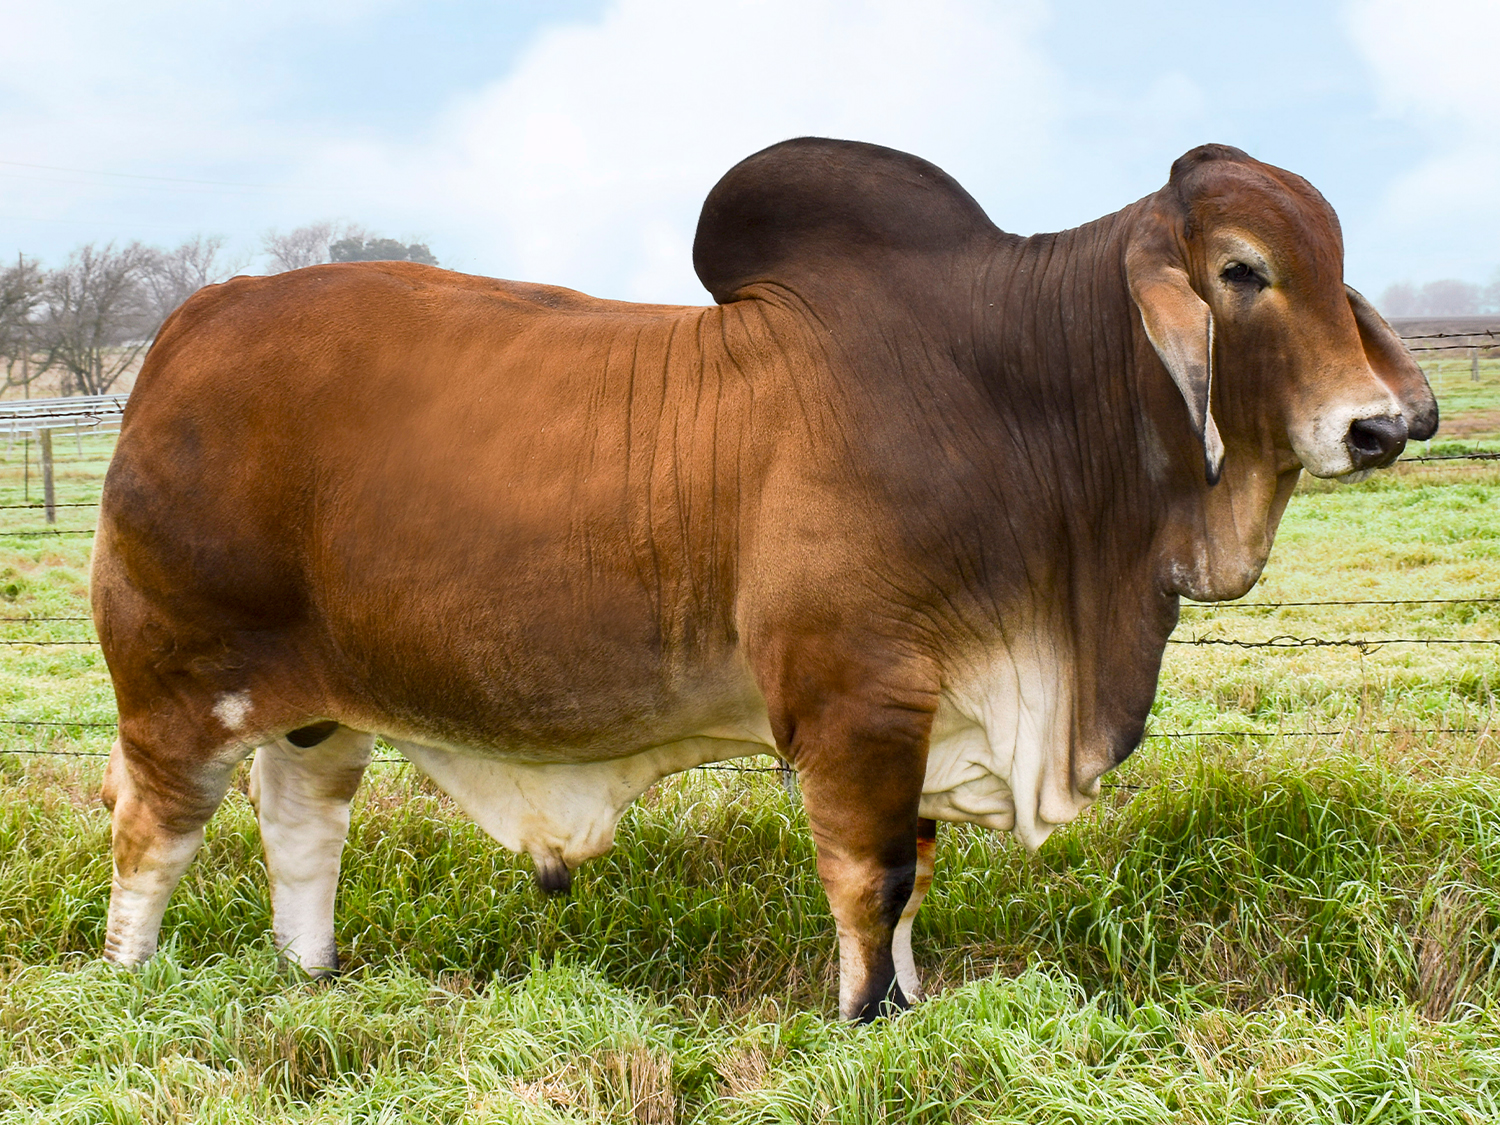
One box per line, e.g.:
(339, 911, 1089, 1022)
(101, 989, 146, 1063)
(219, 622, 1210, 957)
(1158, 457, 1301, 603)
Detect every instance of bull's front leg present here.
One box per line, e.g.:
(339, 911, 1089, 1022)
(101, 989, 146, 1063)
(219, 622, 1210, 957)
(783, 680, 934, 1022)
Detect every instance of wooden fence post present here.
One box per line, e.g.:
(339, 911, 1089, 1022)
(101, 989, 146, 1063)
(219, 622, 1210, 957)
(1473, 347, 1481, 383)
(36, 428, 54, 525)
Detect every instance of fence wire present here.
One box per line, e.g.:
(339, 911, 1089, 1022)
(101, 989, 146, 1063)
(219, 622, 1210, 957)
(0, 390, 1495, 767)
(4, 726, 1490, 767)
(1400, 330, 1500, 340)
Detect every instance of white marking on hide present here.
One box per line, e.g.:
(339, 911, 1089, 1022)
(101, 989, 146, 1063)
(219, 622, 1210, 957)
(104, 828, 205, 966)
(920, 634, 1097, 851)
(1291, 397, 1403, 478)
(835, 917, 872, 1020)
(212, 691, 253, 732)
(102, 738, 234, 967)
(893, 833, 935, 1002)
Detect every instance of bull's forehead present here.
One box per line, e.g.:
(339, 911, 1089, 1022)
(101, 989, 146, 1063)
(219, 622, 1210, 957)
(1184, 161, 1345, 291)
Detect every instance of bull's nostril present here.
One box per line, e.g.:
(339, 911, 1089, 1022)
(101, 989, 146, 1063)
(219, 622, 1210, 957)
(1345, 415, 1408, 471)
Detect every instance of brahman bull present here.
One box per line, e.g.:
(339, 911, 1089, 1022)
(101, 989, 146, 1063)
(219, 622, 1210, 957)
(93, 139, 1435, 1019)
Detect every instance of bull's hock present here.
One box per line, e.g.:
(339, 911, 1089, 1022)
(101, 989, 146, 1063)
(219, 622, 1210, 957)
(89, 137, 1435, 1021)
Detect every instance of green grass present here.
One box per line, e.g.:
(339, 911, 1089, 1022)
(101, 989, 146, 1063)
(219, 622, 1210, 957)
(1, 409, 1499, 1121)
(1416, 355, 1500, 438)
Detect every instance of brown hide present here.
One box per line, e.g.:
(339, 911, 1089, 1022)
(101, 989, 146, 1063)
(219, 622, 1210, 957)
(92, 138, 1435, 1019)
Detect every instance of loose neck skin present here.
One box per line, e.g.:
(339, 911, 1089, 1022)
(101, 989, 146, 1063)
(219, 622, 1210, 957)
(934, 202, 1302, 782)
(965, 200, 1301, 606)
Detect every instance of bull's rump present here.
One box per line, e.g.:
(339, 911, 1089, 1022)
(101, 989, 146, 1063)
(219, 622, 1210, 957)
(94, 262, 765, 759)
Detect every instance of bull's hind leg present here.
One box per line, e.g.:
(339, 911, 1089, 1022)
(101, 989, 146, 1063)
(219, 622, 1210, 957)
(248, 724, 374, 974)
(102, 736, 241, 966)
(892, 817, 937, 1002)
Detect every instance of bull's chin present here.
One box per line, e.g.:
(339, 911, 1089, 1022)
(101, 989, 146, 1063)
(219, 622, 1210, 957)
(1292, 448, 1357, 479)
(1291, 436, 1405, 480)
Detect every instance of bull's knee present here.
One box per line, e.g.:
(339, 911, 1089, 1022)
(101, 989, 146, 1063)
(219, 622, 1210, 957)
(250, 726, 373, 975)
(103, 739, 232, 968)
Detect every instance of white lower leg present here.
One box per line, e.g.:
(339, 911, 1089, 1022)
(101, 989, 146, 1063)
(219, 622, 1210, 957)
(102, 739, 230, 967)
(893, 822, 936, 1003)
(248, 727, 372, 974)
(105, 824, 207, 966)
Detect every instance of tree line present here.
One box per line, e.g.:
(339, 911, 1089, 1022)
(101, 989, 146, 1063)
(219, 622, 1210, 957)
(0, 224, 437, 398)
(1378, 277, 1500, 319)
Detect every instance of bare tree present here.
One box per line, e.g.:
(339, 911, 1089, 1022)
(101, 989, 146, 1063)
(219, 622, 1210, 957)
(138, 234, 247, 327)
(262, 222, 370, 273)
(1421, 279, 1481, 316)
(36, 241, 154, 396)
(1378, 281, 1419, 317)
(0, 254, 46, 396)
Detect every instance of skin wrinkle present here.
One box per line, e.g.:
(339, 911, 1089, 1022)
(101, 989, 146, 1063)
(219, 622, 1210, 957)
(715, 307, 756, 604)
(653, 313, 682, 637)
(750, 294, 820, 448)
(703, 312, 725, 622)
(1058, 236, 1100, 505)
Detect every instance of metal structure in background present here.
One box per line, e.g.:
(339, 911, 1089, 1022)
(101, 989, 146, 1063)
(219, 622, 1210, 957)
(0, 394, 127, 524)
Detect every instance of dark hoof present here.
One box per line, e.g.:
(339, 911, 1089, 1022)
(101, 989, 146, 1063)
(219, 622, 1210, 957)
(532, 854, 572, 895)
(279, 952, 341, 982)
(850, 981, 909, 1023)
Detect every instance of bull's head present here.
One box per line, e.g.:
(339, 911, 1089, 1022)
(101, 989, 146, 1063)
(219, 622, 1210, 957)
(1128, 144, 1436, 485)
(1127, 144, 1437, 599)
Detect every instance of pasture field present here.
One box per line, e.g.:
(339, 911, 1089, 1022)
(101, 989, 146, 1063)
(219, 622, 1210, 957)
(2, 361, 1500, 1122)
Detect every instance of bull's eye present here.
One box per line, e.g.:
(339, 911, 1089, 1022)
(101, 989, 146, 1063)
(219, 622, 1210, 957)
(1221, 261, 1264, 289)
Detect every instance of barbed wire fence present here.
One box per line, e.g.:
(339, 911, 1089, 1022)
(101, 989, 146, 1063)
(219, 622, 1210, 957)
(0, 355, 1495, 780)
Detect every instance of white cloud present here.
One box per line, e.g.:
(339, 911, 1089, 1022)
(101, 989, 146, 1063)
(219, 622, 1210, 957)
(1344, 0, 1500, 281)
(14, 0, 1479, 301)
(0, 0, 406, 257)
(310, 0, 1063, 301)
(1, 1, 391, 160)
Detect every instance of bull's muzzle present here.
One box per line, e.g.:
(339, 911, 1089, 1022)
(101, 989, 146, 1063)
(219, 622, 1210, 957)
(1345, 414, 1408, 471)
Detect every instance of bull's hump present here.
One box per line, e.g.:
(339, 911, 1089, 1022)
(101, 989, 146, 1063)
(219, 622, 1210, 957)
(692, 137, 998, 304)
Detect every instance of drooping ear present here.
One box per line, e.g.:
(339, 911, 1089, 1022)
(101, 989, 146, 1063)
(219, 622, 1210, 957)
(1126, 217, 1225, 486)
(1346, 284, 1439, 440)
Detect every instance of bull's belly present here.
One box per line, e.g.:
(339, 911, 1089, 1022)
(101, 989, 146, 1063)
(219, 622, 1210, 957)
(388, 725, 777, 871)
(376, 640, 1098, 872)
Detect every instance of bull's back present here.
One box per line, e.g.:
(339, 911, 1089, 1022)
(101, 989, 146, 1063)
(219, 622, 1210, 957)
(96, 263, 767, 755)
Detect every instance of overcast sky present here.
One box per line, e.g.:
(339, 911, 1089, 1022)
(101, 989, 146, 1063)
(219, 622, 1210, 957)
(3, 0, 1496, 304)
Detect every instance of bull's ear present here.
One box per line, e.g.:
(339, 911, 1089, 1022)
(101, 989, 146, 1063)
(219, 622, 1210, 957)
(1127, 235, 1225, 486)
(1346, 284, 1439, 440)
